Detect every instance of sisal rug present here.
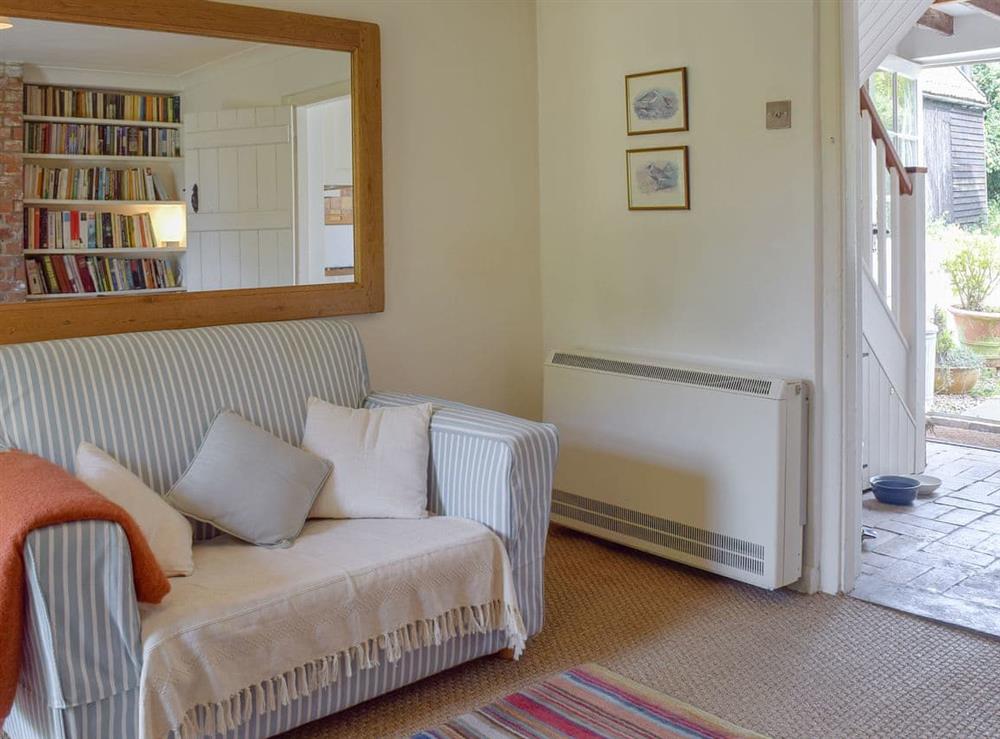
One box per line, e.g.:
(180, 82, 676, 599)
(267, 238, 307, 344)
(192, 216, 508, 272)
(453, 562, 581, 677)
(411, 663, 765, 739)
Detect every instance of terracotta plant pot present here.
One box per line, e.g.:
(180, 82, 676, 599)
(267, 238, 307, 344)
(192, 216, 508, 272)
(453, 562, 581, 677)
(949, 306, 1000, 363)
(934, 366, 981, 395)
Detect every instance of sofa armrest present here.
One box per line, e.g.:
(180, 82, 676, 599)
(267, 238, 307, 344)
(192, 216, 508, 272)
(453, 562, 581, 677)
(17, 521, 142, 712)
(365, 392, 559, 636)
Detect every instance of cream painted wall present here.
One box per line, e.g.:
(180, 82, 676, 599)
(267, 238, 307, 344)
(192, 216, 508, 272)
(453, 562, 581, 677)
(221, 0, 543, 419)
(539, 0, 818, 382)
(181, 45, 351, 112)
(537, 0, 826, 587)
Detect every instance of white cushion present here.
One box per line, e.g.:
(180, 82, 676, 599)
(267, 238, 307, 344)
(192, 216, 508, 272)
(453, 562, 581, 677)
(76, 442, 194, 577)
(302, 397, 432, 519)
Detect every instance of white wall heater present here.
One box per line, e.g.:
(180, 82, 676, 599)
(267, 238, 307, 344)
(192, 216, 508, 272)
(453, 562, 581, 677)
(544, 350, 807, 590)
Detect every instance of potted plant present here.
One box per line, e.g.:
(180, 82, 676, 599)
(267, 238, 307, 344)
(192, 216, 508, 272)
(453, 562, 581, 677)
(942, 230, 1000, 363)
(934, 306, 984, 394)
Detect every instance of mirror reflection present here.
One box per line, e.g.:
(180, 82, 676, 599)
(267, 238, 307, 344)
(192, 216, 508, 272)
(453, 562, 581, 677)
(4, 17, 354, 300)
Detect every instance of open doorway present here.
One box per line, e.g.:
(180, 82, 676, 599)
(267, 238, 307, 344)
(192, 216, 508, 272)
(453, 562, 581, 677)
(925, 64, 1000, 448)
(855, 40, 1000, 635)
(294, 94, 355, 285)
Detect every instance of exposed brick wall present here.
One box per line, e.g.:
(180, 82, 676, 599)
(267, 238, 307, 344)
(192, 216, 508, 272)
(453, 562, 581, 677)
(0, 62, 24, 303)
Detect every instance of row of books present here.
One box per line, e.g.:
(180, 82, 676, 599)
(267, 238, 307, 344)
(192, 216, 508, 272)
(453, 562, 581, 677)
(25, 208, 159, 251)
(25, 122, 181, 158)
(24, 164, 172, 202)
(26, 255, 181, 296)
(24, 85, 181, 123)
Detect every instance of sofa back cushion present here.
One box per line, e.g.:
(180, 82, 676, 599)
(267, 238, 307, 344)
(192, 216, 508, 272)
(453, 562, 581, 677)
(0, 318, 368, 505)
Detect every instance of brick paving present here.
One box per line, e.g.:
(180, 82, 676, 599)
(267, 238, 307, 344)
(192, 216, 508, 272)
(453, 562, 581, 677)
(853, 441, 1000, 636)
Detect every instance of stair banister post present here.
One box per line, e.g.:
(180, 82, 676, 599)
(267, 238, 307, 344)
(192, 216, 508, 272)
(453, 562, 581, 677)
(875, 139, 888, 300)
(890, 170, 902, 318)
(860, 109, 874, 270)
(900, 167, 927, 473)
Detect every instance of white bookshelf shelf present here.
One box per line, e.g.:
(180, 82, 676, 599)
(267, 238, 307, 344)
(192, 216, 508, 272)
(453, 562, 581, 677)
(23, 154, 183, 162)
(26, 287, 186, 300)
(25, 247, 185, 256)
(24, 115, 182, 129)
(24, 199, 185, 206)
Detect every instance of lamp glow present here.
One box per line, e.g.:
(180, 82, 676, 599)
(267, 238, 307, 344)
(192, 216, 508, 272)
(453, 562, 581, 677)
(150, 205, 186, 246)
(0, 18, 13, 30)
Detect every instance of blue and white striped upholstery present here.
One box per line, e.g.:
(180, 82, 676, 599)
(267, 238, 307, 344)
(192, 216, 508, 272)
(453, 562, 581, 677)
(1, 319, 558, 739)
(0, 319, 368, 491)
(6, 522, 142, 739)
(366, 392, 558, 637)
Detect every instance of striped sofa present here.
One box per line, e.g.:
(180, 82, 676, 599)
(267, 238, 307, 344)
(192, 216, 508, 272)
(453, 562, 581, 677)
(0, 318, 558, 739)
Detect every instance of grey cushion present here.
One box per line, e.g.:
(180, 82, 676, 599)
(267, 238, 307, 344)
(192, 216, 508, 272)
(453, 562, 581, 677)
(166, 411, 332, 548)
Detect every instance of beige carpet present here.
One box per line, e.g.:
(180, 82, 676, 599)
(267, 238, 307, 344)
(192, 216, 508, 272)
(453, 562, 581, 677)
(285, 525, 1000, 739)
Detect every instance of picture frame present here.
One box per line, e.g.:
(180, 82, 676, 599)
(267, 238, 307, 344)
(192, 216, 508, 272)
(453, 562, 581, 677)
(626, 146, 690, 211)
(625, 66, 688, 135)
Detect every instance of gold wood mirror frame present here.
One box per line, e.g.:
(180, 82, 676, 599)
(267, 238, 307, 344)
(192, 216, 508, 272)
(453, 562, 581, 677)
(0, 0, 382, 344)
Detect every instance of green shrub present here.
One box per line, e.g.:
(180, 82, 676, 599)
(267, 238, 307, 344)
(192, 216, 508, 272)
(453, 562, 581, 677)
(941, 231, 1000, 311)
(987, 200, 1000, 239)
(938, 344, 985, 369)
(934, 304, 984, 370)
(933, 305, 955, 358)
(969, 367, 1000, 398)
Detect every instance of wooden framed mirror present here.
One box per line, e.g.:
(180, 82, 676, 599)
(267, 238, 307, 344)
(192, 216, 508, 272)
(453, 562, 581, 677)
(0, 0, 382, 344)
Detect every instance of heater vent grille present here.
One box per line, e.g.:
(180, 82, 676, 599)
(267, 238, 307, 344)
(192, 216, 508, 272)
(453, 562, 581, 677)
(550, 352, 774, 397)
(552, 489, 766, 576)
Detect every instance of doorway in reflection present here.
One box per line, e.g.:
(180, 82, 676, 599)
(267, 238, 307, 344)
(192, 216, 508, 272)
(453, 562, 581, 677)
(296, 95, 354, 286)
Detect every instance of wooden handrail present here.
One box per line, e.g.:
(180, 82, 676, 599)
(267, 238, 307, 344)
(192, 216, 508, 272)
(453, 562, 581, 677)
(860, 87, 913, 196)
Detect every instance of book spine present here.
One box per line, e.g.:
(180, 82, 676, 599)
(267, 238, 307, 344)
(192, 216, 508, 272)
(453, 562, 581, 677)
(51, 255, 72, 293)
(25, 84, 180, 123)
(75, 255, 96, 293)
(40, 257, 59, 293)
(25, 166, 176, 201)
(25, 260, 46, 295)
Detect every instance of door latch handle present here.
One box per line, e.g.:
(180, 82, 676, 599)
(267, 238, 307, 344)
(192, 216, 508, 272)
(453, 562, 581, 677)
(191, 183, 199, 214)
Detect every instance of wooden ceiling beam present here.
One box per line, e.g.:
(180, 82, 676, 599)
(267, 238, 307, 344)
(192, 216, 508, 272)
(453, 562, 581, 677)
(968, 0, 1000, 19)
(917, 7, 955, 35)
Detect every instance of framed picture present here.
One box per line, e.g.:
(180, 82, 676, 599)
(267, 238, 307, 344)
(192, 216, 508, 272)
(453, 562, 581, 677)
(625, 67, 688, 135)
(626, 146, 689, 211)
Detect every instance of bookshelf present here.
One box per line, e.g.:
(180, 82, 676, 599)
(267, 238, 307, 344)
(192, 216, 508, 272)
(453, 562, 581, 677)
(23, 154, 183, 162)
(27, 288, 186, 301)
(24, 115, 182, 130)
(25, 199, 186, 206)
(25, 247, 186, 256)
(22, 82, 187, 300)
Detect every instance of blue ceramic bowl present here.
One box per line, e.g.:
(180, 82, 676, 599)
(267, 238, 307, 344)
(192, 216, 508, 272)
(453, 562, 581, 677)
(870, 475, 920, 506)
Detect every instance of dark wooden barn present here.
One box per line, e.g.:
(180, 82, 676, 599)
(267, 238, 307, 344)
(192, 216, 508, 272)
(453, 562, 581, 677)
(922, 66, 988, 227)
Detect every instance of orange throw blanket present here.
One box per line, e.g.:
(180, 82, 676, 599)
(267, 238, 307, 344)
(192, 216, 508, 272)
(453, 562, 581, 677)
(0, 451, 170, 720)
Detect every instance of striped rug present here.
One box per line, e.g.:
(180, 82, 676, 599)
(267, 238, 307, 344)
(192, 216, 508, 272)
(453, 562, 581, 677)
(412, 663, 766, 738)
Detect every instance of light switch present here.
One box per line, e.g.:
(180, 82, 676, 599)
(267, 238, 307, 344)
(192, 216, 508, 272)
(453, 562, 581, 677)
(766, 100, 792, 130)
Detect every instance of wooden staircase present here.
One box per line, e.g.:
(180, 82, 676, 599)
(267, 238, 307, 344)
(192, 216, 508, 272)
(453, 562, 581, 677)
(859, 87, 928, 481)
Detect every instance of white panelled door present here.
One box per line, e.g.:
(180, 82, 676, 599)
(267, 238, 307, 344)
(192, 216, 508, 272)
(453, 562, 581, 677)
(184, 106, 295, 290)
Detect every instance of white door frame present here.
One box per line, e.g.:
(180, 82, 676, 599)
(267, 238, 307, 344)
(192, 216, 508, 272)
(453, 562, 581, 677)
(834, 0, 863, 595)
(809, 0, 864, 596)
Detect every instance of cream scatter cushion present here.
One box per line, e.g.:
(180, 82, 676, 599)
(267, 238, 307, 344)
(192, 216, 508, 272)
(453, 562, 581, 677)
(76, 442, 194, 577)
(303, 397, 432, 519)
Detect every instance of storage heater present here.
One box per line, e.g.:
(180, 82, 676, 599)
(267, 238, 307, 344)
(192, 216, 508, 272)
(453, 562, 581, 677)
(544, 350, 807, 590)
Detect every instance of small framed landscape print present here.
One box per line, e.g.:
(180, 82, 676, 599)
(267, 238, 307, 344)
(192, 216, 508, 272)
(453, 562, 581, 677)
(626, 146, 689, 211)
(625, 67, 688, 135)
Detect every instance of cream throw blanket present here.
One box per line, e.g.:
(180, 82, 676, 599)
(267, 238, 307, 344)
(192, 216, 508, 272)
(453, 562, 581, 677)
(138, 517, 526, 739)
